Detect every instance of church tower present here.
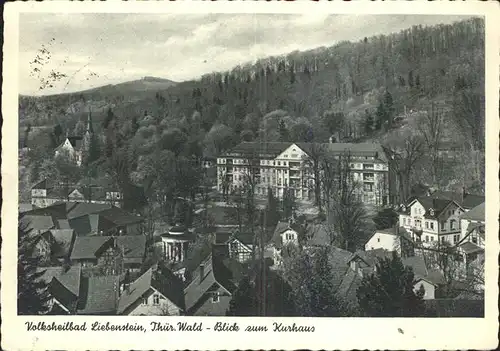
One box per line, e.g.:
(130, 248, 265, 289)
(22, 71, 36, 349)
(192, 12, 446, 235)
(83, 106, 94, 155)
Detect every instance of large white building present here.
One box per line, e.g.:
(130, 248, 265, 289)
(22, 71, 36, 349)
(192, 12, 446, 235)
(398, 191, 484, 247)
(216, 141, 391, 206)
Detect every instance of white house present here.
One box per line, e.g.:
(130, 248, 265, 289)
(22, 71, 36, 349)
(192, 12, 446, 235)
(399, 196, 465, 246)
(117, 266, 185, 316)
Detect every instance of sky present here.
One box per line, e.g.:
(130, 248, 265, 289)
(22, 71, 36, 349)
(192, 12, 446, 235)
(19, 13, 472, 95)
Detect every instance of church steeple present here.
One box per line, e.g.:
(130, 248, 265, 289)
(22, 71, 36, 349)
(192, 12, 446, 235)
(86, 106, 94, 135)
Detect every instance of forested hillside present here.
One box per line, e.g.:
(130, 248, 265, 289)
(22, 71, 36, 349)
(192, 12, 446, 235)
(19, 17, 485, 204)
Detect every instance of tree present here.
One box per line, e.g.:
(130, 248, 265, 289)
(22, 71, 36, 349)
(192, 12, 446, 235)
(363, 109, 374, 136)
(373, 208, 399, 230)
(383, 130, 425, 204)
(324, 153, 367, 251)
(18, 225, 51, 315)
(264, 187, 280, 228)
(281, 187, 296, 220)
(227, 261, 296, 316)
(283, 247, 341, 316)
(322, 110, 345, 140)
(302, 143, 325, 212)
(357, 252, 426, 317)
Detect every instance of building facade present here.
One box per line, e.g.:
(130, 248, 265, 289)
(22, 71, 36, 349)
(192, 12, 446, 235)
(217, 141, 390, 206)
(399, 197, 466, 246)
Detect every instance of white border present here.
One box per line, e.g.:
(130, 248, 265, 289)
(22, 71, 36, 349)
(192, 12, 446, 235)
(2, 1, 499, 350)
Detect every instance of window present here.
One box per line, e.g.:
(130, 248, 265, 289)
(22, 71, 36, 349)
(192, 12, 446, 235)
(472, 235, 478, 244)
(441, 221, 446, 231)
(212, 293, 220, 303)
(453, 234, 460, 244)
(153, 294, 160, 305)
(430, 236, 434, 241)
(425, 236, 429, 242)
(450, 219, 456, 230)
(377, 237, 380, 243)
(278, 161, 281, 166)
(363, 164, 374, 170)
(430, 222, 434, 230)
(425, 222, 429, 229)
(441, 236, 445, 243)
(142, 298, 148, 305)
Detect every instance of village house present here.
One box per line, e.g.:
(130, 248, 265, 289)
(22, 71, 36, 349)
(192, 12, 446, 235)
(225, 231, 254, 263)
(117, 264, 185, 316)
(38, 265, 82, 314)
(270, 221, 331, 266)
(183, 250, 238, 316)
(77, 275, 121, 315)
(217, 141, 391, 206)
(31, 179, 125, 209)
(364, 226, 415, 257)
(346, 250, 444, 300)
(398, 196, 466, 246)
(70, 235, 146, 274)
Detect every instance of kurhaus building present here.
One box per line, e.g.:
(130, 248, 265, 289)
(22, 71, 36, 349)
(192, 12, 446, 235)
(217, 141, 391, 206)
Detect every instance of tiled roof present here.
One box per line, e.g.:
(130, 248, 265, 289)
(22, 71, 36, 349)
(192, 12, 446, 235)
(232, 231, 254, 246)
(459, 241, 483, 255)
(37, 265, 82, 296)
(66, 136, 84, 150)
(336, 268, 363, 306)
(153, 264, 186, 311)
(424, 269, 446, 286)
(98, 207, 143, 226)
(67, 202, 114, 220)
(460, 202, 485, 222)
(430, 190, 485, 210)
(306, 224, 331, 247)
(70, 235, 146, 262)
(117, 268, 154, 314)
(70, 236, 112, 260)
(49, 229, 75, 258)
(20, 215, 55, 233)
(349, 249, 392, 267)
(32, 179, 48, 190)
(327, 247, 353, 291)
(411, 197, 455, 218)
(271, 221, 291, 248)
(116, 236, 147, 265)
(77, 275, 120, 315)
(19, 203, 34, 213)
(183, 252, 237, 313)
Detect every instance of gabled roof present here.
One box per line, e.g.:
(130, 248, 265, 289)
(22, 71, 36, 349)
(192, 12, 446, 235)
(348, 249, 393, 267)
(49, 229, 75, 258)
(37, 265, 82, 296)
(20, 215, 55, 233)
(77, 275, 120, 315)
(61, 136, 83, 150)
(368, 226, 412, 243)
(66, 202, 114, 220)
(19, 203, 34, 213)
(306, 224, 331, 247)
(70, 236, 111, 260)
(430, 190, 485, 210)
(459, 241, 484, 255)
(183, 252, 237, 312)
(117, 265, 186, 314)
(231, 231, 254, 246)
(32, 179, 48, 190)
(70, 235, 146, 262)
(271, 221, 292, 248)
(327, 247, 353, 291)
(460, 202, 485, 222)
(406, 196, 459, 218)
(98, 207, 144, 226)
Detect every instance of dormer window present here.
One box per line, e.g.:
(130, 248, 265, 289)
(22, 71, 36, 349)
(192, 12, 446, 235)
(429, 208, 435, 216)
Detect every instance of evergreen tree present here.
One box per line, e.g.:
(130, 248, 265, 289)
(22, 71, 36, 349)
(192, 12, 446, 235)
(415, 74, 421, 88)
(264, 187, 280, 228)
(226, 276, 257, 316)
(356, 252, 426, 317)
(408, 70, 414, 88)
(364, 109, 374, 136)
(278, 119, 289, 142)
(375, 102, 385, 131)
(18, 225, 51, 315)
(383, 90, 395, 129)
(282, 187, 296, 220)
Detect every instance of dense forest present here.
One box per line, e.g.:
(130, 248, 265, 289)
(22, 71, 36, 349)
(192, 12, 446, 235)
(19, 17, 485, 206)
